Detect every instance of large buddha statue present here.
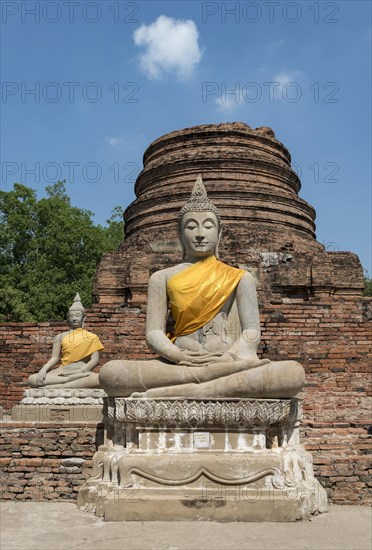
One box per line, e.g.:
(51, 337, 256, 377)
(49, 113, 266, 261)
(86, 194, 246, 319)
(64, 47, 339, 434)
(28, 293, 103, 388)
(99, 177, 305, 398)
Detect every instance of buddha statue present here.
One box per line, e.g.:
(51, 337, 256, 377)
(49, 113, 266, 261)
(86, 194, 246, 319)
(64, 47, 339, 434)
(28, 293, 103, 388)
(99, 176, 305, 398)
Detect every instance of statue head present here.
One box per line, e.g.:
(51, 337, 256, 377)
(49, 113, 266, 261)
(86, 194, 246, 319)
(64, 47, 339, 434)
(67, 293, 86, 329)
(178, 176, 222, 260)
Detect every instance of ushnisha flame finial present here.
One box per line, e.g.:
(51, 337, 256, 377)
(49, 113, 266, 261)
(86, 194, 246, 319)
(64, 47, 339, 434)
(178, 175, 221, 224)
(68, 292, 86, 313)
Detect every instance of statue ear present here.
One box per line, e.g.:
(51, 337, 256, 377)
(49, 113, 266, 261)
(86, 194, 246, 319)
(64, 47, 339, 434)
(215, 224, 223, 259)
(178, 220, 187, 260)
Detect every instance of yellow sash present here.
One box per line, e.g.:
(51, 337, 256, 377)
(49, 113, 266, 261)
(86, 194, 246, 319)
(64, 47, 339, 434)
(167, 255, 245, 340)
(61, 328, 104, 366)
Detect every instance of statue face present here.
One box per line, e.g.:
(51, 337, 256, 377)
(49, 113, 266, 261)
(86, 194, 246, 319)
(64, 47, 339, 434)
(67, 310, 84, 329)
(181, 211, 220, 260)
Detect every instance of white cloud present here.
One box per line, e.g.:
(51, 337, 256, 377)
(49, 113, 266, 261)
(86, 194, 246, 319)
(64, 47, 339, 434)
(105, 136, 120, 146)
(133, 15, 202, 80)
(272, 70, 304, 99)
(275, 39, 286, 48)
(266, 39, 285, 52)
(215, 94, 242, 113)
(213, 70, 306, 112)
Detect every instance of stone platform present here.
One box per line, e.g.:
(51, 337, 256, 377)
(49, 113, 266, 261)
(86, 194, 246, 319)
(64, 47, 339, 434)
(78, 398, 328, 521)
(11, 388, 106, 423)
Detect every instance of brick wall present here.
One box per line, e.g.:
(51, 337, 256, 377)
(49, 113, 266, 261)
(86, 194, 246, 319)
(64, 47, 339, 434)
(303, 422, 371, 504)
(0, 422, 103, 501)
(0, 322, 66, 409)
(0, 292, 370, 504)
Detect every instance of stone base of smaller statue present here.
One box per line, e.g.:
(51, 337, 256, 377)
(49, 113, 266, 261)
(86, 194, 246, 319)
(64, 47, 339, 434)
(78, 397, 328, 522)
(11, 388, 106, 423)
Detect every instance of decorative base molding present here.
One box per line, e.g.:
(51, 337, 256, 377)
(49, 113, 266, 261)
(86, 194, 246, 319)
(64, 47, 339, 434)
(11, 389, 106, 422)
(78, 397, 328, 521)
(110, 397, 298, 427)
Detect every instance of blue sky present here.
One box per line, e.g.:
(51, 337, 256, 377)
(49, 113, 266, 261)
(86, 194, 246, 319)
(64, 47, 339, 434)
(1, 0, 371, 273)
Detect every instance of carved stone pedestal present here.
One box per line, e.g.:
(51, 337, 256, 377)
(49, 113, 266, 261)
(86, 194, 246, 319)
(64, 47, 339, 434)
(11, 389, 106, 423)
(78, 398, 327, 521)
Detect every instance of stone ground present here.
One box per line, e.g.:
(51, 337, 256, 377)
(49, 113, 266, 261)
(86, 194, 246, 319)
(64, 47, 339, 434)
(1, 503, 371, 550)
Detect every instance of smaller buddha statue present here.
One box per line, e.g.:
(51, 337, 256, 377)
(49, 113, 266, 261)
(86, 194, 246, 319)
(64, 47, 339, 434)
(28, 293, 103, 388)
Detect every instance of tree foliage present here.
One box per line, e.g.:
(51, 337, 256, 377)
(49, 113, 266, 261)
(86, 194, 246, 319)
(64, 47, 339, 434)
(0, 181, 124, 322)
(363, 275, 372, 297)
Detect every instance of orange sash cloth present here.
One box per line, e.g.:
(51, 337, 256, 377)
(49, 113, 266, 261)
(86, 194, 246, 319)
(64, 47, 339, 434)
(167, 255, 245, 341)
(61, 328, 104, 366)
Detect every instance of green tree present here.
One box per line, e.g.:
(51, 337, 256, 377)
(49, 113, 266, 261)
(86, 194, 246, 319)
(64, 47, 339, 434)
(0, 181, 124, 322)
(363, 271, 372, 297)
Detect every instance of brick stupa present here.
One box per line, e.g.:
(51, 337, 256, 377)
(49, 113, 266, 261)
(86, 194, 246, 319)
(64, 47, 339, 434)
(95, 122, 364, 305)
